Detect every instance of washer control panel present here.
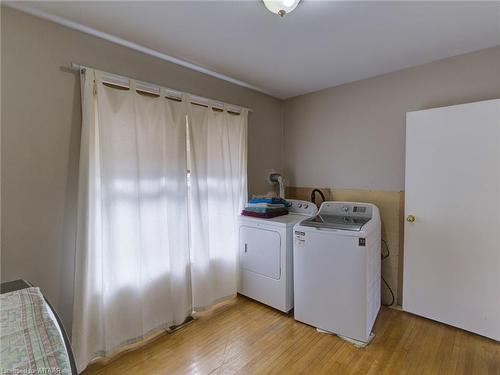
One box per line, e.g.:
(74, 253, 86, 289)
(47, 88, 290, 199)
(318, 201, 373, 219)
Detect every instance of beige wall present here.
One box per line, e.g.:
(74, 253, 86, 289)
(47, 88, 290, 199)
(0, 7, 283, 331)
(283, 46, 500, 191)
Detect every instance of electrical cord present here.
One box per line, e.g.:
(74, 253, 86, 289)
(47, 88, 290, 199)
(310, 188, 326, 207)
(381, 239, 395, 307)
(381, 275, 395, 307)
(382, 239, 390, 260)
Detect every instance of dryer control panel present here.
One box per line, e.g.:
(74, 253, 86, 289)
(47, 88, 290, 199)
(288, 199, 318, 216)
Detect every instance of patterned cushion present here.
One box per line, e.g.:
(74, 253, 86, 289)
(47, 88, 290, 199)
(0, 287, 71, 374)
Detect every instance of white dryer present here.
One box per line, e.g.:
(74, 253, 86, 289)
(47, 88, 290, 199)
(238, 200, 317, 312)
(293, 201, 381, 343)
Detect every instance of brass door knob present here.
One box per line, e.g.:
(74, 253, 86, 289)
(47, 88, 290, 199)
(406, 215, 416, 223)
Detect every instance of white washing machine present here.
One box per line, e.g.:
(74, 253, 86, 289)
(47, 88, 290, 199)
(293, 201, 381, 342)
(238, 199, 317, 312)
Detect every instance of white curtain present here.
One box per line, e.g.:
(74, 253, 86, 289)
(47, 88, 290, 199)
(187, 103, 248, 310)
(72, 69, 192, 372)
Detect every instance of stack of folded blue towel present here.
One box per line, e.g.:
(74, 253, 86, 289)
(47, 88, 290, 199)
(241, 197, 290, 218)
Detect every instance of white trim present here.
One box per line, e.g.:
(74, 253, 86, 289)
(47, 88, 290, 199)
(5, 2, 273, 97)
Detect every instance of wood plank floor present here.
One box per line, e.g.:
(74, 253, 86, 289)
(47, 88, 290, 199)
(83, 295, 499, 375)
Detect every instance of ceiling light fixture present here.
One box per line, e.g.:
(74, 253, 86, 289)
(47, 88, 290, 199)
(262, 0, 301, 17)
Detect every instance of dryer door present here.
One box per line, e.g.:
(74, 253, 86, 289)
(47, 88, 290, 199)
(240, 226, 281, 280)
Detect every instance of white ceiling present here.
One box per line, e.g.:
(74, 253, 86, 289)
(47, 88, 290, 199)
(8, 1, 500, 99)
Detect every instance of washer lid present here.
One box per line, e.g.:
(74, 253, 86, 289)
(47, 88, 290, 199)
(300, 214, 370, 231)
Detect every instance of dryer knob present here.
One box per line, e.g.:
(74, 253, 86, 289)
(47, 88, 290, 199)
(304, 204, 309, 209)
(298, 203, 302, 208)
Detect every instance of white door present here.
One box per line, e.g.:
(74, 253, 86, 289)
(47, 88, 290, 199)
(239, 226, 281, 279)
(403, 99, 500, 341)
